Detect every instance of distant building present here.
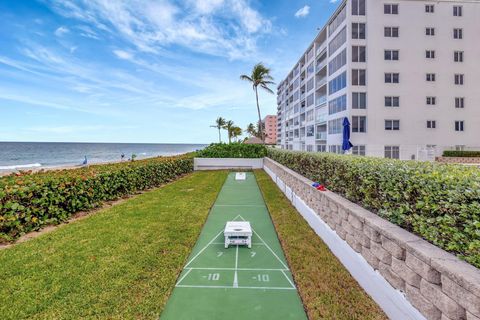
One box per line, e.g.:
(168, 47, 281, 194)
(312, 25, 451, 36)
(244, 136, 264, 145)
(262, 115, 277, 145)
(277, 0, 480, 160)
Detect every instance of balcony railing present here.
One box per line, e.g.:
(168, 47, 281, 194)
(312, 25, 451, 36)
(315, 114, 327, 123)
(316, 77, 327, 89)
(316, 132, 327, 140)
(316, 96, 327, 106)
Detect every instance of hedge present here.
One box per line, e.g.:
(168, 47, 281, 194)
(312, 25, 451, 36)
(443, 150, 480, 158)
(196, 143, 267, 158)
(0, 154, 194, 242)
(267, 149, 480, 268)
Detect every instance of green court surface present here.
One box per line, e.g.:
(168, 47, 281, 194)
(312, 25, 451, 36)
(160, 172, 307, 320)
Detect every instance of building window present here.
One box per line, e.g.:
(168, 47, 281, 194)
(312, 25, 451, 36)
(328, 118, 343, 134)
(426, 27, 435, 36)
(384, 50, 399, 60)
(352, 46, 366, 62)
(385, 73, 400, 83)
(455, 74, 464, 85)
(455, 145, 465, 151)
(306, 145, 313, 152)
(425, 5, 434, 13)
(306, 125, 314, 137)
(454, 51, 464, 62)
(455, 121, 464, 131)
(427, 120, 436, 129)
(385, 96, 400, 107)
(352, 145, 366, 156)
(385, 146, 400, 159)
(329, 145, 343, 154)
(329, 5, 346, 36)
(329, 49, 347, 76)
(426, 97, 436, 105)
(453, 6, 462, 17)
(454, 28, 463, 39)
(352, 69, 366, 86)
(352, 0, 366, 16)
(328, 94, 347, 115)
(384, 4, 399, 14)
(352, 92, 367, 109)
(455, 97, 465, 109)
(328, 71, 347, 94)
(426, 50, 435, 59)
(384, 27, 399, 37)
(426, 73, 436, 82)
(317, 144, 327, 152)
(329, 27, 347, 56)
(385, 120, 400, 131)
(352, 23, 366, 39)
(352, 116, 367, 133)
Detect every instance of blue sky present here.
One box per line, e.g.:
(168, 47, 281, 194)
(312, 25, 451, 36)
(0, 0, 341, 143)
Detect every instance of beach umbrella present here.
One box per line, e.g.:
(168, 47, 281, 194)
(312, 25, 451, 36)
(342, 117, 353, 152)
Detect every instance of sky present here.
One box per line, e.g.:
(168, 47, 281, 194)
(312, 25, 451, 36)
(0, 0, 341, 144)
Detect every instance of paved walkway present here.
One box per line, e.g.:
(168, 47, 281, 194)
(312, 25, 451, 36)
(160, 172, 307, 319)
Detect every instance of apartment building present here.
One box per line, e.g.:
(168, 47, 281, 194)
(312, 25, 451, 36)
(262, 115, 278, 145)
(276, 0, 480, 160)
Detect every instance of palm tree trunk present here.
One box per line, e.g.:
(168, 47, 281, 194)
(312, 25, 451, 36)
(218, 128, 221, 143)
(255, 86, 264, 144)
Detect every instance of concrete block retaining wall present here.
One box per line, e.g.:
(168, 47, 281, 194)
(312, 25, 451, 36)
(193, 158, 263, 171)
(436, 157, 480, 164)
(263, 157, 480, 320)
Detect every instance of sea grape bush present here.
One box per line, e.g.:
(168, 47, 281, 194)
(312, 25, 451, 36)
(0, 154, 194, 242)
(267, 149, 480, 268)
(196, 143, 267, 158)
(443, 150, 480, 158)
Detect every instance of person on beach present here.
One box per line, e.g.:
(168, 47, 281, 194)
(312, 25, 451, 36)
(82, 156, 88, 165)
(121, 153, 125, 161)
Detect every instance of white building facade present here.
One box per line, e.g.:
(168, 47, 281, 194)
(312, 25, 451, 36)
(276, 0, 480, 160)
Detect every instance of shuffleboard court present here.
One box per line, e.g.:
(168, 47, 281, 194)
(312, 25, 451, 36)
(160, 172, 307, 320)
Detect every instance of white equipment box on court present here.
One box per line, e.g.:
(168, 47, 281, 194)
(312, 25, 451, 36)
(235, 172, 246, 180)
(224, 221, 252, 248)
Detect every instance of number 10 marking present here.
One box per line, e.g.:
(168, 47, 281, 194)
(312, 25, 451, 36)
(256, 274, 270, 282)
(207, 273, 220, 281)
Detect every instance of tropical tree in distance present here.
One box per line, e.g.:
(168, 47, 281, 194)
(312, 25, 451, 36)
(245, 123, 257, 137)
(210, 117, 226, 143)
(231, 126, 243, 142)
(245, 122, 268, 140)
(240, 63, 275, 143)
(224, 120, 235, 144)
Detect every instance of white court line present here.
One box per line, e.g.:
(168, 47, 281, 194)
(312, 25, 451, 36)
(184, 215, 242, 268)
(184, 230, 224, 268)
(175, 284, 296, 290)
(233, 245, 239, 288)
(184, 267, 289, 271)
(238, 215, 290, 270)
(175, 268, 193, 286)
(214, 204, 265, 207)
(281, 270, 296, 289)
(210, 242, 265, 245)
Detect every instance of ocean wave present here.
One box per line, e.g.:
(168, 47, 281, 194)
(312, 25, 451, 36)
(0, 163, 42, 170)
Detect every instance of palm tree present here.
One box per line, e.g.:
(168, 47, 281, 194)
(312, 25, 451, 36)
(224, 120, 235, 144)
(231, 126, 243, 142)
(245, 123, 257, 137)
(240, 63, 275, 143)
(210, 117, 226, 143)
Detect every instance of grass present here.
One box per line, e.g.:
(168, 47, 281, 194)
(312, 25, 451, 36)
(0, 171, 227, 319)
(255, 170, 387, 320)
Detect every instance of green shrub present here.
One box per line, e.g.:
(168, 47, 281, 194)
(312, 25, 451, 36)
(443, 150, 480, 158)
(196, 143, 267, 158)
(0, 154, 194, 242)
(267, 149, 480, 268)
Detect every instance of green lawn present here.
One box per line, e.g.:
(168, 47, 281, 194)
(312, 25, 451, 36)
(255, 170, 387, 320)
(0, 171, 227, 319)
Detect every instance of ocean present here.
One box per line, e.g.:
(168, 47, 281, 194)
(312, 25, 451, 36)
(0, 142, 206, 172)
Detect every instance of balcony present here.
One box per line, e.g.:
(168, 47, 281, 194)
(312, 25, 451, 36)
(316, 132, 327, 140)
(315, 96, 327, 106)
(315, 114, 327, 124)
(316, 77, 327, 89)
(315, 60, 327, 73)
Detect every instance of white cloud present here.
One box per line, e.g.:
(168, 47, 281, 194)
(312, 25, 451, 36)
(295, 5, 310, 18)
(113, 50, 134, 60)
(47, 0, 272, 59)
(54, 26, 69, 36)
